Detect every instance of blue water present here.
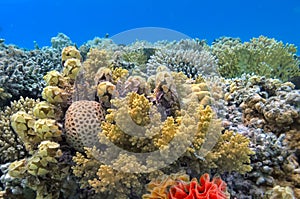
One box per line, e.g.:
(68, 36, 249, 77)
(0, 0, 300, 50)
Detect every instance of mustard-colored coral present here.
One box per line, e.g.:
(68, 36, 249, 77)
(61, 46, 81, 63)
(205, 130, 255, 174)
(8, 141, 69, 199)
(33, 119, 62, 141)
(33, 101, 62, 120)
(127, 92, 151, 126)
(63, 58, 82, 80)
(42, 86, 70, 104)
(10, 111, 37, 151)
(43, 70, 70, 88)
(11, 111, 62, 152)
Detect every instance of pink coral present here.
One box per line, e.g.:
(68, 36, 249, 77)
(168, 173, 229, 199)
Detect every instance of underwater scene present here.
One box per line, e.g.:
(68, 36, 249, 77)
(0, 1, 300, 199)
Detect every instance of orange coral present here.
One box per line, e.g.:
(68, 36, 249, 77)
(168, 173, 229, 199)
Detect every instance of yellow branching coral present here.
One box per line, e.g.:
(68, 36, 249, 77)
(153, 117, 178, 148)
(72, 148, 101, 189)
(127, 92, 151, 126)
(73, 149, 145, 198)
(205, 130, 255, 174)
(111, 67, 129, 84)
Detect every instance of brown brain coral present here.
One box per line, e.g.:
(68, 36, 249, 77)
(64, 100, 105, 151)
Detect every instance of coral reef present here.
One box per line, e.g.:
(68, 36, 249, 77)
(1, 35, 299, 199)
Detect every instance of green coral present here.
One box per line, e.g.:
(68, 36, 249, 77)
(213, 36, 300, 81)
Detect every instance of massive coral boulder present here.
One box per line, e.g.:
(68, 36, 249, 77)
(64, 100, 106, 151)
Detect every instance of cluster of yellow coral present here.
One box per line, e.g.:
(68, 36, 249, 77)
(8, 141, 69, 199)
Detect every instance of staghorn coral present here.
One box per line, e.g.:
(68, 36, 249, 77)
(0, 97, 39, 164)
(7, 141, 70, 199)
(212, 36, 300, 81)
(168, 173, 229, 199)
(64, 100, 106, 152)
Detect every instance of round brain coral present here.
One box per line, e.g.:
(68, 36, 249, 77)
(64, 100, 105, 151)
(168, 173, 229, 199)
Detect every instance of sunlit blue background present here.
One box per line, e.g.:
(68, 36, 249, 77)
(0, 0, 299, 51)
